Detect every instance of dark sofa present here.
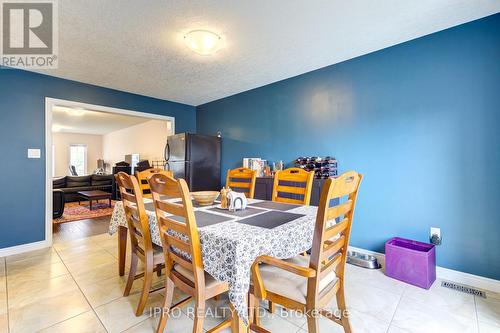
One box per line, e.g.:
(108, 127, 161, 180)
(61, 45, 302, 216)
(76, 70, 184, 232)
(53, 189, 65, 218)
(53, 174, 115, 202)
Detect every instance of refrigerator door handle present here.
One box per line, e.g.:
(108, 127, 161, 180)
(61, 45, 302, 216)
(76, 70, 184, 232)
(164, 143, 170, 161)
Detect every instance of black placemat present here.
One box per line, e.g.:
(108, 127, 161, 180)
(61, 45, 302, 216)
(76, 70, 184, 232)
(237, 211, 305, 229)
(207, 207, 266, 217)
(173, 200, 220, 208)
(169, 211, 233, 228)
(145, 200, 220, 212)
(248, 201, 301, 211)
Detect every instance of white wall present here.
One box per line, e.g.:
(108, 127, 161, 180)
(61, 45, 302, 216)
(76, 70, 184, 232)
(52, 132, 103, 176)
(103, 119, 172, 167)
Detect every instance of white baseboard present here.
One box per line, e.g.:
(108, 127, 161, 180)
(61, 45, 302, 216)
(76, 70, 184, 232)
(0, 240, 51, 258)
(436, 266, 500, 294)
(348, 245, 500, 294)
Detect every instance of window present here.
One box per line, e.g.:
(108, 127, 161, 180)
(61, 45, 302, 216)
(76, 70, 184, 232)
(69, 144, 87, 176)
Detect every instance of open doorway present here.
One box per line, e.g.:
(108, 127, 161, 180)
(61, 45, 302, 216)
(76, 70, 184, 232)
(45, 98, 175, 243)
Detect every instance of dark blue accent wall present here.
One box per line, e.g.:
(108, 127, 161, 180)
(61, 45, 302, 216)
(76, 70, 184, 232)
(0, 69, 196, 248)
(197, 15, 500, 279)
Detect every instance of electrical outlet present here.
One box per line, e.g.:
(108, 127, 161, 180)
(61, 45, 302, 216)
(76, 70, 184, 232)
(430, 227, 442, 245)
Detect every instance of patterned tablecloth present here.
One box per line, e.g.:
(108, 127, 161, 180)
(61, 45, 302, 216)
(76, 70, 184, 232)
(109, 198, 318, 323)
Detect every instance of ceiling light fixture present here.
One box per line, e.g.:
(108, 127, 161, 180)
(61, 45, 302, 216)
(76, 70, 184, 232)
(66, 108, 86, 116)
(52, 124, 70, 132)
(184, 30, 222, 56)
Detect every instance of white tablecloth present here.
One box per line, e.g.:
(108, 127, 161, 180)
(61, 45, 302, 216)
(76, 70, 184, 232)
(109, 198, 318, 323)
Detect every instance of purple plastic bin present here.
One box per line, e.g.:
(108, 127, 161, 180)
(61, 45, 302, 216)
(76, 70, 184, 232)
(385, 237, 436, 289)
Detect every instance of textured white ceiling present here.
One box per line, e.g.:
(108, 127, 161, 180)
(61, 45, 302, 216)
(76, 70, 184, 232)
(34, 0, 500, 106)
(52, 106, 153, 135)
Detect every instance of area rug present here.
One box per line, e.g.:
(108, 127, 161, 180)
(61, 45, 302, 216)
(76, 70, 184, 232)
(53, 200, 116, 224)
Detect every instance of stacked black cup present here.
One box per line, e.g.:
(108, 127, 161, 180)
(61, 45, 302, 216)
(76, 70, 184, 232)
(294, 156, 338, 179)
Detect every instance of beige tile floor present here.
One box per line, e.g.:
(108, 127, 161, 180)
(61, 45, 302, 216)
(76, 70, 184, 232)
(0, 231, 499, 333)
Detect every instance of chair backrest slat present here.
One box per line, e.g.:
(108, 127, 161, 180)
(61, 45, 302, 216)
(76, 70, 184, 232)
(324, 217, 349, 240)
(326, 200, 353, 220)
(226, 167, 257, 198)
(115, 172, 153, 256)
(136, 168, 173, 198)
(148, 173, 207, 291)
(317, 282, 340, 309)
(275, 185, 307, 195)
(321, 235, 346, 261)
(307, 171, 363, 302)
(156, 200, 187, 218)
(229, 181, 251, 189)
(272, 168, 314, 205)
(158, 216, 189, 235)
(120, 191, 137, 203)
(319, 253, 342, 279)
(165, 234, 192, 254)
(169, 250, 193, 269)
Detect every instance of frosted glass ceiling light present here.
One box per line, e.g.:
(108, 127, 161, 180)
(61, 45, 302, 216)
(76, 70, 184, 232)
(184, 30, 222, 55)
(52, 124, 70, 132)
(66, 107, 86, 116)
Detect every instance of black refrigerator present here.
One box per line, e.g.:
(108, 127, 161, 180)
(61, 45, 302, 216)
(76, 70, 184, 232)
(164, 133, 221, 191)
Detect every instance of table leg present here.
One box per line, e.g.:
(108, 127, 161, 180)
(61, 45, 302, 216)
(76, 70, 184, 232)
(109, 198, 111, 208)
(118, 225, 127, 276)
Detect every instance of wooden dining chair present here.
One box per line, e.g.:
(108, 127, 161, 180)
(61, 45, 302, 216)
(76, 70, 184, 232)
(149, 173, 235, 333)
(251, 171, 363, 333)
(272, 167, 314, 205)
(115, 172, 165, 316)
(226, 167, 258, 198)
(268, 167, 315, 313)
(136, 168, 173, 198)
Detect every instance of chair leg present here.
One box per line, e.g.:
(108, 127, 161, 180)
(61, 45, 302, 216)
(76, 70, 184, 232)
(156, 264, 162, 277)
(123, 251, 138, 296)
(253, 295, 261, 326)
(306, 310, 319, 333)
(156, 278, 175, 333)
(267, 301, 275, 313)
(336, 284, 352, 333)
(248, 294, 255, 324)
(136, 261, 153, 316)
(192, 300, 205, 333)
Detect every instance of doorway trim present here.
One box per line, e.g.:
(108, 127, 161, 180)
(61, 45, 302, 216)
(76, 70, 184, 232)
(44, 98, 175, 249)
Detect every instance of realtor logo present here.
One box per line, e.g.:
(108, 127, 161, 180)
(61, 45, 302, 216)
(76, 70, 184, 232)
(1, 0, 58, 68)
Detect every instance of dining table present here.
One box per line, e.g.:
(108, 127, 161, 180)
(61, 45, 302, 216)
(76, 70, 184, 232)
(108, 197, 319, 330)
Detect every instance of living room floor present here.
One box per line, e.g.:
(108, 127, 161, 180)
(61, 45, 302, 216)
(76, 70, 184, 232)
(52, 216, 111, 243)
(0, 219, 498, 333)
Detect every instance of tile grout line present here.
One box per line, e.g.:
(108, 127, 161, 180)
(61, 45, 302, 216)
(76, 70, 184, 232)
(54, 240, 109, 327)
(5, 250, 99, 332)
(385, 287, 404, 333)
(52, 242, 110, 333)
(473, 295, 480, 333)
(54, 235, 160, 332)
(345, 267, 406, 298)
